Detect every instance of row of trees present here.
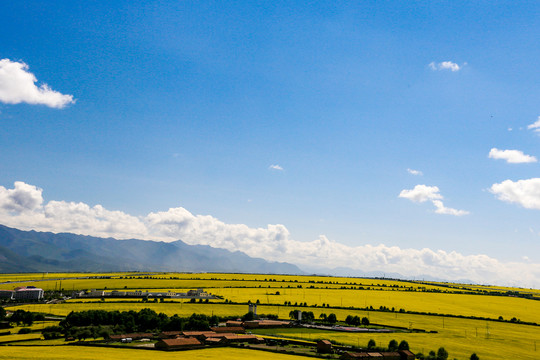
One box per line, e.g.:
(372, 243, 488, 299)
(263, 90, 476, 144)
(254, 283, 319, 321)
(287, 310, 371, 327)
(365, 338, 409, 351)
(345, 314, 369, 326)
(7, 309, 44, 326)
(60, 309, 220, 334)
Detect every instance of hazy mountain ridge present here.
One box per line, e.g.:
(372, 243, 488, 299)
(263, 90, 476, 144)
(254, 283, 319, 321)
(0, 224, 303, 274)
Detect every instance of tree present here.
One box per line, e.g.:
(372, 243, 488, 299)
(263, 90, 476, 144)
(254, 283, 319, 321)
(398, 340, 410, 350)
(76, 329, 92, 341)
(242, 311, 255, 321)
(305, 311, 315, 322)
(437, 347, 449, 360)
(367, 339, 376, 349)
(361, 316, 370, 326)
(0, 307, 5, 321)
(98, 328, 110, 340)
(319, 313, 328, 321)
(470, 354, 479, 360)
(388, 339, 398, 351)
(10, 310, 34, 326)
(327, 313, 337, 324)
(289, 310, 299, 320)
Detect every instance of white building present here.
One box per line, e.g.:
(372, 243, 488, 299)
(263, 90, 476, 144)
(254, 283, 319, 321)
(13, 286, 44, 300)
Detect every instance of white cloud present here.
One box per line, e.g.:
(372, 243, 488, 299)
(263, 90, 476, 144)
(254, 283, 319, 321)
(432, 200, 469, 216)
(406, 168, 423, 176)
(490, 178, 540, 210)
(0, 59, 75, 108)
(527, 116, 540, 133)
(399, 184, 469, 216)
(488, 148, 537, 164)
(1, 181, 538, 287)
(269, 164, 283, 171)
(398, 185, 442, 203)
(0, 181, 43, 212)
(429, 61, 462, 72)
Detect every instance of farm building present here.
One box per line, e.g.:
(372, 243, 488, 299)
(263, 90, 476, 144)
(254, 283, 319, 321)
(218, 334, 264, 344)
(341, 350, 415, 360)
(154, 337, 203, 350)
(109, 333, 154, 341)
(225, 320, 243, 327)
(181, 331, 217, 340)
(159, 331, 183, 338)
(210, 326, 245, 333)
(317, 339, 333, 353)
(242, 319, 291, 329)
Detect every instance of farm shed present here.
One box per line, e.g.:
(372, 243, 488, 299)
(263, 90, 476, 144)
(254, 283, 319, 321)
(211, 326, 245, 333)
(221, 334, 264, 344)
(181, 331, 217, 340)
(154, 337, 203, 350)
(159, 331, 183, 338)
(317, 339, 333, 353)
(226, 320, 243, 327)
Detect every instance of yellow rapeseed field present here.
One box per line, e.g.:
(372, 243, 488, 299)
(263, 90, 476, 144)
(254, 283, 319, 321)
(0, 346, 315, 360)
(4, 272, 540, 360)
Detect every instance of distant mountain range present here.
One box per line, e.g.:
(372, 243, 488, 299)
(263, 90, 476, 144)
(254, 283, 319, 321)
(0, 224, 303, 274)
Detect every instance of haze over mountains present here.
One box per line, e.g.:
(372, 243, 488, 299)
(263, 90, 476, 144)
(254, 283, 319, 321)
(0, 224, 302, 274)
(0, 224, 463, 283)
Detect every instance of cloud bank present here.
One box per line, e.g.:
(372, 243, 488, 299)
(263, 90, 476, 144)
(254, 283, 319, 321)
(489, 148, 537, 163)
(0, 181, 538, 287)
(0, 59, 75, 108)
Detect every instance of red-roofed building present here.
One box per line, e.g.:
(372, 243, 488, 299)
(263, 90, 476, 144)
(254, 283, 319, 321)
(211, 326, 245, 333)
(155, 337, 203, 350)
(317, 339, 333, 353)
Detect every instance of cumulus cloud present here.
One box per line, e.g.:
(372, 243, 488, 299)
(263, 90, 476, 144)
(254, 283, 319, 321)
(1, 181, 538, 287)
(432, 200, 469, 216)
(399, 184, 468, 216)
(269, 164, 283, 171)
(0, 181, 43, 212)
(490, 178, 540, 210)
(429, 61, 462, 72)
(527, 116, 540, 133)
(488, 148, 537, 163)
(406, 168, 423, 176)
(399, 185, 442, 203)
(0, 59, 75, 108)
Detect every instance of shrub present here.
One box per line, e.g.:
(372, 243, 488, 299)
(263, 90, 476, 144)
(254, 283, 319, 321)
(18, 328, 31, 334)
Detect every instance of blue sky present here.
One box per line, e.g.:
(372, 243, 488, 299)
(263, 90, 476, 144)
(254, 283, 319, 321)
(1, 1, 540, 286)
